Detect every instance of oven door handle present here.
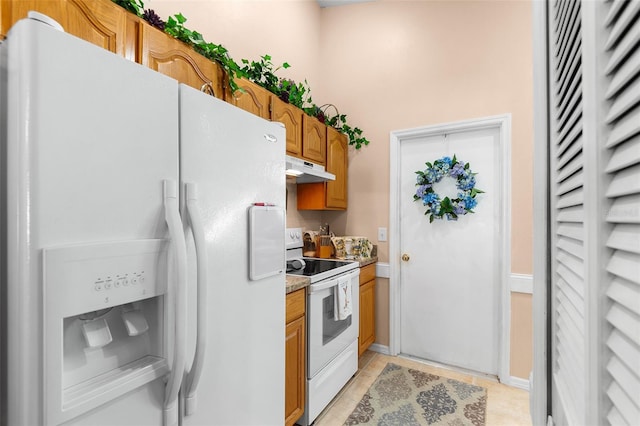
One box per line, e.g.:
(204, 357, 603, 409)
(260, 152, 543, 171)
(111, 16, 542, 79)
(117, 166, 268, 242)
(308, 277, 339, 293)
(308, 269, 359, 294)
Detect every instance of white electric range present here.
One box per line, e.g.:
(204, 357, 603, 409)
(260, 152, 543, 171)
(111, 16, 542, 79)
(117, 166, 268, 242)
(285, 228, 359, 425)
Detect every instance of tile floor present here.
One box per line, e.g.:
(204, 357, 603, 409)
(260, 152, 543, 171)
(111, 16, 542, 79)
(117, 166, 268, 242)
(313, 351, 532, 426)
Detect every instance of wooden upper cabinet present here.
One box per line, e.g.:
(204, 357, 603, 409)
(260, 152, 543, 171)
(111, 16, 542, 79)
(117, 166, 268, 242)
(325, 127, 348, 209)
(225, 79, 271, 120)
(139, 22, 224, 99)
(302, 115, 326, 166)
(271, 97, 303, 156)
(297, 126, 348, 211)
(1, 0, 133, 58)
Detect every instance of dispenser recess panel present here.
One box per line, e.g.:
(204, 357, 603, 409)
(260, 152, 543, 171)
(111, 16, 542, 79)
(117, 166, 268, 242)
(43, 239, 168, 318)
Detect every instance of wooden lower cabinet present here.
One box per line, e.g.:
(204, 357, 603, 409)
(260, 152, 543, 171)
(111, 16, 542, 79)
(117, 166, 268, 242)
(359, 263, 376, 356)
(285, 288, 306, 426)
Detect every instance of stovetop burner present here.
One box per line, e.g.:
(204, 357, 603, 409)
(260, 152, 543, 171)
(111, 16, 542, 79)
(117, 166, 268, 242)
(286, 257, 358, 283)
(287, 258, 354, 276)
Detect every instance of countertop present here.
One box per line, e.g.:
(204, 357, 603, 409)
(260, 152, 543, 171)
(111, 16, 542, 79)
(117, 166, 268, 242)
(285, 256, 378, 294)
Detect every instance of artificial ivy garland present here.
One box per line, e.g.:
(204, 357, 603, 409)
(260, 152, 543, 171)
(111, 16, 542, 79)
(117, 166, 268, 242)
(413, 155, 484, 223)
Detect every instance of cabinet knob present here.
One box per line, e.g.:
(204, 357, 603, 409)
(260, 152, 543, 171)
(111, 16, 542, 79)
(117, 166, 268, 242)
(401, 253, 410, 262)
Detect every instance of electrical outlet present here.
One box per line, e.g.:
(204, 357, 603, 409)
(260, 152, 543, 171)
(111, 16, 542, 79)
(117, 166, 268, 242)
(378, 227, 387, 242)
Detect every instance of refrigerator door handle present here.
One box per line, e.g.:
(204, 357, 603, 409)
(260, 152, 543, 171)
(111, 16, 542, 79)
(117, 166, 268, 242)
(183, 182, 209, 416)
(163, 180, 188, 426)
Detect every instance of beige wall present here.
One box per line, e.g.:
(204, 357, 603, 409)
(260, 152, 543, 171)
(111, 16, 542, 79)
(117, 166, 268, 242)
(147, 0, 534, 380)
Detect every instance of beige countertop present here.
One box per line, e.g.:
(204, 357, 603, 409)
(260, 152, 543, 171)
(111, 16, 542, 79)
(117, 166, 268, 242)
(286, 275, 310, 294)
(285, 257, 378, 294)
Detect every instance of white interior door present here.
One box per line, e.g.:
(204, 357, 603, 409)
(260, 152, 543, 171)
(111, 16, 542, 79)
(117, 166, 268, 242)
(398, 125, 503, 376)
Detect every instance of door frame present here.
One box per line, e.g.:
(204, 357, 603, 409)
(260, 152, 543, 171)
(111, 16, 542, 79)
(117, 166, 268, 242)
(389, 114, 512, 382)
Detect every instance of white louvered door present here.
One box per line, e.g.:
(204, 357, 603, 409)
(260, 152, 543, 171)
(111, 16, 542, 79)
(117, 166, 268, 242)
(547, 0, 640, 425)
(601, 1, 640, 424)
(548, 0, 589, 423)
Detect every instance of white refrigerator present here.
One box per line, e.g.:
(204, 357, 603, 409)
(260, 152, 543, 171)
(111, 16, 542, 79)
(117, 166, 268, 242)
(0, 14, 285, 426)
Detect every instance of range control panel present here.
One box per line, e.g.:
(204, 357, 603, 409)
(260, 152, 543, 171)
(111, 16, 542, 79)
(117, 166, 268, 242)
(43, 240, 168, 317)
(285, 227, 303, 249)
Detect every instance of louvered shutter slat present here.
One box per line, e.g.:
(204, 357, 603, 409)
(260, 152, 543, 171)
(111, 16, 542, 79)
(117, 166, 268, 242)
(556, 151, 584, 182)
(605, 78, 640, 123)
(557, 263, 585, 297)
(606, 381, 640, 425)
(557, 223, 584, 241)
(606, 194, 640, 224)
(605, 164, 640, 198)
(604, 0, 640, 50)
(604, 0, 627, 26)
(557, 234, 584, 258)
(557, 205, 584, 222)
(606, 303, 640, 348)
(606, 225, 640, 254)
(605, 108, 640, 148)
(557, 187, 584, 208)
(605, 49, 640, 99)
(606, 251, 640, 284)
(557, 169, 584, 195)
(605, 135, 640, 173)
(557, 249, 585, 279)
(606, 356, 640, 413)
(606, 329, 640, 383)
(558, 278, 586, 317)
(556, 102, 583, 145)
(605, 15, 640, 74)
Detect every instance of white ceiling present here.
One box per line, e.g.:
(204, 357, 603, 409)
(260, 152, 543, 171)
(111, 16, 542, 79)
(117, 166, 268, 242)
(316, 0, 374, 8)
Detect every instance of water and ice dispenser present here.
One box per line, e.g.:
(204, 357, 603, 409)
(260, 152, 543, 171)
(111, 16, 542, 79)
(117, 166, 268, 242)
(43, 240, 171, 425)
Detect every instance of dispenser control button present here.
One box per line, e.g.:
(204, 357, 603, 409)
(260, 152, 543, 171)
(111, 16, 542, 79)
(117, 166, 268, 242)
(131, 277, 138, 285)
(114, 279, 121, 288)
(123, 279, 130, 286)
(104, 281, 112, 290)
(94, 283, 103, 291)
(139, 275, 145, 284)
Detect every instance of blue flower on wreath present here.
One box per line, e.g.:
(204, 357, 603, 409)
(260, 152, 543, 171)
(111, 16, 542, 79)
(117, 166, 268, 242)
(413, 154, 484, 223)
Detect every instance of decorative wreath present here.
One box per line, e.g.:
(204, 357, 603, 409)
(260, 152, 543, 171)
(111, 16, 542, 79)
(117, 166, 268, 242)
(413, 155, 484, 223)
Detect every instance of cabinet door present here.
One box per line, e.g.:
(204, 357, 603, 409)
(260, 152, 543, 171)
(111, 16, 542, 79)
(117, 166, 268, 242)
(285, 315, 305, 426)
(359, 279, 376, 356)
(326, 127, 348, 209)
(1, 0, 132, 58)
(139, 22, 224, 99)
(225, 79, 271, 120)
(302, 115, 326, 166)
(272, 97, 303, 156)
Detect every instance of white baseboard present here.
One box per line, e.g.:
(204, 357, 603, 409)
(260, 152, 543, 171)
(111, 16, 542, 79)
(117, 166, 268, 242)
(504, 375, 530, 391)
(375, 262, 390, 279)
(510, 273, 533, 294)
(368, 343, 390, 355)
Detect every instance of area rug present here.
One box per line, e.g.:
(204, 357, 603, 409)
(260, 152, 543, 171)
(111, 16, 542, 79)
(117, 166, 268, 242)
(344, 363, 487, 426)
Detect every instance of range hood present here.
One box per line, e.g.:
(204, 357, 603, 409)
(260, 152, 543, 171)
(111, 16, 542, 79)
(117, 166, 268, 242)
(285, 155, 335, 183)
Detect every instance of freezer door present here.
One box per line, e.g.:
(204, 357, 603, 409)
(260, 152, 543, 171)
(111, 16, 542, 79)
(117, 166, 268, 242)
(1, 17, 179, 426)
(179, 85, 286, 425)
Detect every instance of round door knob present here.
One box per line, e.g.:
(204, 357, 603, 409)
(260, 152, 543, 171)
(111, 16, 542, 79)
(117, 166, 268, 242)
(402, 254, 410, 262)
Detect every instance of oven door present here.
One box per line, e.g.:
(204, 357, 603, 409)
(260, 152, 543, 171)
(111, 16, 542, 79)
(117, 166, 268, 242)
(307, 269, 359, 378)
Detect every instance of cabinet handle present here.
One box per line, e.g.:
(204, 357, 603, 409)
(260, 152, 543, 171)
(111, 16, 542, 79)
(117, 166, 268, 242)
(402, 254, 410, 262)
(200, 82, 216, 97)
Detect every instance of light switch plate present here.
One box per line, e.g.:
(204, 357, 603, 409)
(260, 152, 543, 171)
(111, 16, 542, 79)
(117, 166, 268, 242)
(378, 227, 387, 242)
